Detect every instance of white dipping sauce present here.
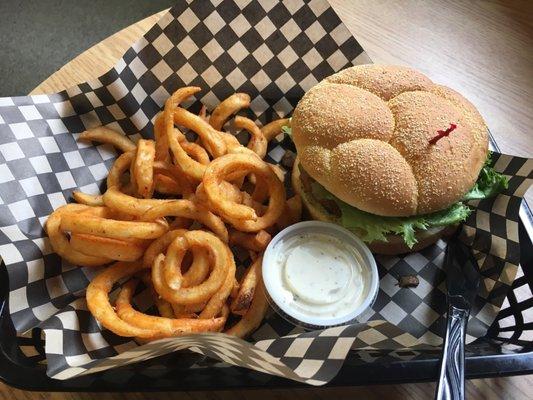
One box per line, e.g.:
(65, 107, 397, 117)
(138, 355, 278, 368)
(270, 233, 368, 322)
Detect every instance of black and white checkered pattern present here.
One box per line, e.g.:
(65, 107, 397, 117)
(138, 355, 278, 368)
(0, 0, 531, 384)
(46, 324, 364, 384)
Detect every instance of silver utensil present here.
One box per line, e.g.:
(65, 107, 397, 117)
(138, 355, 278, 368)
(435, 236, 480, 400)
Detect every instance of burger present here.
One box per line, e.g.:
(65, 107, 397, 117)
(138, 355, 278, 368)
(286, 64, 507, 255)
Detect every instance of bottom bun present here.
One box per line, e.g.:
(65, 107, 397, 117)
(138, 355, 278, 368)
(291, 159, 456, 255)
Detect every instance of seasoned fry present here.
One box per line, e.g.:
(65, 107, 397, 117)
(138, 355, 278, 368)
(166, 103, 206, 181)
(140, 200, 228, 243)
(133, 139, 156, 199)
(195, 181, 244, 207)
(140, 272, 175, 319)
(162, 235, 188, 290)
(221, 132, 258, 157)
(79, 127, 136, 152)
(209, 93, 250, 131)
(225, 279, 269, 338)
(60, 213, 169, 240)
(153, 161, 194, 196)
(116, 279, 226, 335)
(203, 153, 286, 231)
(153, 112, 170, 162)
(160, 231, 228, 301)
(198, 104, 208, 122)
(199, 246, 236, 319)
(143, 229, 185, 268)
(154, 174, 181, 195)
(154, 87, 202, 162)
(261, 118, 289, 142)
(276, 195, 303, 230)
(180, 141, 210, 165)
(46, 205, 111, 267)
(103, 186, 172, 216)
(230, 256, 262, 315)
(72, 191, 104, 206)
(183, 249, 210, 288)
(86, 261, 154, 338)
(70, 233, 147, 262)
(173, 108, 226, 158)
(229, 229, 271, 252)
(234, 116, 267, 159)
(107, 151, 135, 189)
(144, 230, 210, 287)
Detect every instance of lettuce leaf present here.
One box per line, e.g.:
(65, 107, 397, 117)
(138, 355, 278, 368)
(337, 199, 471, 248)
(311, 181, 471, 248)
(281, 118, 292, 139)
(463, 152, 508, 200)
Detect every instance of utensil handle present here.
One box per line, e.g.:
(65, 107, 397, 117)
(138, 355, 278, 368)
(435, 300, 469, 400)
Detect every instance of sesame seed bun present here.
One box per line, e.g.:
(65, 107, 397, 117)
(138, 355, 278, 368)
(292, 64, 488, 217)
(291, 158, 457, 255)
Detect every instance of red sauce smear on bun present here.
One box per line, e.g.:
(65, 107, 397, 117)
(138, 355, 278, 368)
(429, 123, 457, 145)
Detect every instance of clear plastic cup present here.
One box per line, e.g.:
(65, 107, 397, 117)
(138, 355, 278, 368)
(262, 221, 379, 330)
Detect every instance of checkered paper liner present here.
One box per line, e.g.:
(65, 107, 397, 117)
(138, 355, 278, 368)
(0, 0, 531, 385)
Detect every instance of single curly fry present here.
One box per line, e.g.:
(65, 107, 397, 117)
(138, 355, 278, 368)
(107, 151, 135, 189)
(45, 204, 111, 267)
(79, 127, 136, 152)
(151, 230, 230, 305)
(173, 107, 226, 158)
(72, 191, 104, 206)
(115, 279, 227, 336)
(261, 118, 289, 142)
(86, 261, 156, 338)
(140, 199, 228, 243)
(60, 213, 169, 240)
(154, 87, 202, 162)
(209, 93, 250, 131)
(199, 245, 236, 319)
(230, 255, 262, 316)
(132, 139, 156, 199)
(103, 186, 172, 216)
(203, 153, 286, 231)
(225, 278, 269, 338)
(70, 234, 148, 262)
(234, 116, 267, 159)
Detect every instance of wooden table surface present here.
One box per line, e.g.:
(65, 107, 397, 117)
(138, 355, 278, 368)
(3, 0, 530, 399)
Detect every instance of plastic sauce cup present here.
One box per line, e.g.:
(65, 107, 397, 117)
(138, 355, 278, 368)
(262, 221, 379, 330)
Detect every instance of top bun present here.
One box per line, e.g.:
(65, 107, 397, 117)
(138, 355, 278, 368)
(291, 64, 488, 217)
